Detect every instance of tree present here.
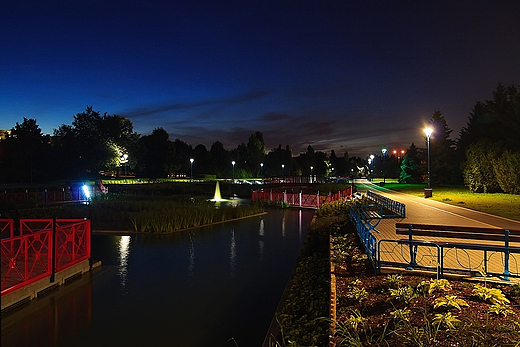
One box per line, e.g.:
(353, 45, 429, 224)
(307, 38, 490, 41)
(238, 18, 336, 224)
(459, 83, 520, 153)
(246, 131, 266, 177)
(399, 143, 421, 183)
(138, 128, 176, 178)
(208, 141, 229, 178)
(463, 140, 501, 193)
(427, 110, 458, 185)
(0, 118, 49, 183)
(458, 84, 520, 194)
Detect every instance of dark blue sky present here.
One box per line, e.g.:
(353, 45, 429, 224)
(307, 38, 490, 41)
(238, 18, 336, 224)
(2, 0, 519, 157)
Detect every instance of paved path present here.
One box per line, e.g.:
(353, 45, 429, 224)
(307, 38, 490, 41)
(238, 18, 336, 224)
(353, 180, 520, 280)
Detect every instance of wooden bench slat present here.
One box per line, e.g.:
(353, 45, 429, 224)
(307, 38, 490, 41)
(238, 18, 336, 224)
(396, 223, 520, 236)
(396, 229, 520, 242)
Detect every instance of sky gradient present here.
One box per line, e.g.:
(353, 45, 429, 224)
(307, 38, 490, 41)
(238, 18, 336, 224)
(2, 1, 519, 157)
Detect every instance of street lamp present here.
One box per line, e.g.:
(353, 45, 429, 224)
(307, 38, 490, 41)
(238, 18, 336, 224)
(369, 154, 375, 181)
(424, 127, 433, 193)
(190, 158, 194, 182)
(281, 164, 285, 179)
(123, 154, 128, 181)
(381, 148, 387, 184)
(232, 161, 235, 182)
(310, 166, 313, 183)
(260, 163, 263, 179)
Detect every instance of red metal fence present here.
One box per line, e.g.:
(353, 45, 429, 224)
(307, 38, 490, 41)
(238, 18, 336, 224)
(252, 186, 352, 208)
(1, 219, 91, 296)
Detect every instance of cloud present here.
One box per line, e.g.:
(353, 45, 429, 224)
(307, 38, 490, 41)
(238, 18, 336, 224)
(122, 90, 274, 119)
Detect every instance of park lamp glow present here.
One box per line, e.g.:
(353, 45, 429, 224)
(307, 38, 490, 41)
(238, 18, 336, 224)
(82, 184, 91, 200)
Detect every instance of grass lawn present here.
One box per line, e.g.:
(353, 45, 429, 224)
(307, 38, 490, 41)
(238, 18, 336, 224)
(380, 182, 520, 221)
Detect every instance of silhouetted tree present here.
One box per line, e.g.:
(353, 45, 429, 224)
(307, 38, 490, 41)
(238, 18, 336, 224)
(0, 118, 50, 183)
(426, 110, 458, 184)
(399, 143, 421, 183)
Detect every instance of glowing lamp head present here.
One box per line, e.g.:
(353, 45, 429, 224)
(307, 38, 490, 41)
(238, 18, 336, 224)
(424, 127, 433, 138)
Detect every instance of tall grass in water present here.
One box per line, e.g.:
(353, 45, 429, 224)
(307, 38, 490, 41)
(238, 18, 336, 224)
(126, 199, 264, 233)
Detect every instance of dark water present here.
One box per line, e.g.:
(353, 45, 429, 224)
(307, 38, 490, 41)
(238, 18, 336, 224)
(2, 209, 314, 347)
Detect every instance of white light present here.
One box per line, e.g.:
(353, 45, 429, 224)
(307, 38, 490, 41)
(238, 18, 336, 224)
(82, 185, 90, 199)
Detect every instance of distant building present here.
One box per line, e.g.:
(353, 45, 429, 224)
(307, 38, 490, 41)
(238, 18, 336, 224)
(0, 129, 11, 140)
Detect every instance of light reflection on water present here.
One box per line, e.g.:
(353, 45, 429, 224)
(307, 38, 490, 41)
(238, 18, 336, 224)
(230, 227, 236, 279)
(282, 214, 286, 237)
(188, 232, 195, 284)
(259, 218, 265, 260)
(117, 235, 131, 293)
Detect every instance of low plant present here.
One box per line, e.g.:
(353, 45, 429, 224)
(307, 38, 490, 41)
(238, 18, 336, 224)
(348, 287, 368, 303)
(390, 308, 411, 322)
(384, 274, 403, 289)
(417, 278, 452, 295)
(433, 295, 469, 310)
(488, 302, 515, 317)
(346, 310, 368, 331)
(389, 286, 417, 304)
(473, 284, 510, 304)
(431, 312, 461, 330)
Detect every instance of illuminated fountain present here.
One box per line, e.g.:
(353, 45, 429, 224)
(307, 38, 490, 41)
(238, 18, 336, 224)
(210, 181, 227, 202)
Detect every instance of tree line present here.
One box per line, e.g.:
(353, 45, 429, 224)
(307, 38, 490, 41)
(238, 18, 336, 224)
(1, 84, 518, 194)
(397, 83, 519, 194)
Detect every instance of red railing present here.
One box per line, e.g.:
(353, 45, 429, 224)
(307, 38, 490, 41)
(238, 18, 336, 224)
(252, 186, 352, 208)
(1, 219, 91, 296)
(55, 220, 91, 272)
(1, 229, 53, 295)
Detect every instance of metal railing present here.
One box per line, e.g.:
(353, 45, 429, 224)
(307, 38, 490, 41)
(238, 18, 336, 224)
(252, 187, 352, 209)
(367, 190, 406, 217)
(1, 219, 91, 296)
(376, 238, 520, 280)
(349, 207, 377, 266)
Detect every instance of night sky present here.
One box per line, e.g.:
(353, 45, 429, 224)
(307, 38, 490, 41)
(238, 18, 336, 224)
(2, 1, 519, 157)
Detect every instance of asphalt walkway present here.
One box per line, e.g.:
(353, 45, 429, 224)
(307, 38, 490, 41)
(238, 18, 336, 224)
(354, 180, 520, 280)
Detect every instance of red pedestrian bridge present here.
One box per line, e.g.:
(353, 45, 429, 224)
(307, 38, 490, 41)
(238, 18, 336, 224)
(1, 219, 94, 312)
(252, 186, 353, 208)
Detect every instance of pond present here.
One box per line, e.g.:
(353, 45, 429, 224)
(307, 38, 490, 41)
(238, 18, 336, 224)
(1, 208, 315, 347)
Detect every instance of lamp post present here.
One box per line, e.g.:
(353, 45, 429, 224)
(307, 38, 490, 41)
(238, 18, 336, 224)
(190, 158, 194, 182)
(381, 148, 387, 184)
(370, 154, 375, 181)
(260, 163, 263, 179)
(281, 164, 285, 180)
(123, 154, 128, 182)
(310, 166, 313, 183)
(424, 127, 433, 196)
(232, 161, 235, 182)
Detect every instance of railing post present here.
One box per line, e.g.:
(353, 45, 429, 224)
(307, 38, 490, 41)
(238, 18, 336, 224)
(51, 217, 56, 283)
(504, 229, 511, 280)
(407, 224, 416, 270)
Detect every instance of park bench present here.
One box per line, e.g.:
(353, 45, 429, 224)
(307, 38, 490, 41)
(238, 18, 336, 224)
(395, 223, 520, 279)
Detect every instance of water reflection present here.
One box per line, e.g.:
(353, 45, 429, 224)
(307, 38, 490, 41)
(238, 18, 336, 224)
(259, 218, 265, 260)
(299, 209, 303, 241)
(230, 228, 236, 279)
(117, 235, 131, 292)
(188, 232, 195, 284)
(281, 214, 286, 237)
